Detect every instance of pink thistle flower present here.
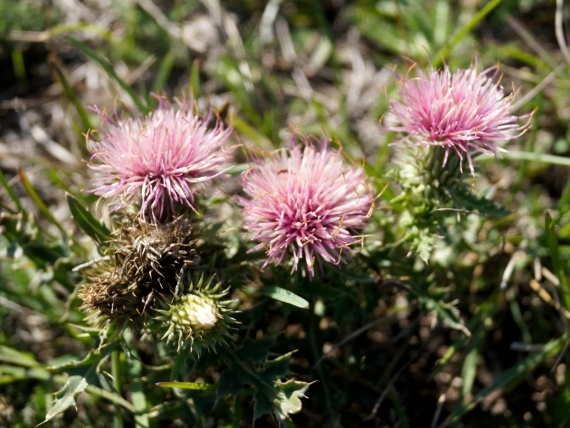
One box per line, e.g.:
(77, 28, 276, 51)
(87, 97, 233, 222)
(386, 62, 531, 174)
(238, 139, 373, 278)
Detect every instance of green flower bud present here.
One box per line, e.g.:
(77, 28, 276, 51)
(155, 276, 237, 354)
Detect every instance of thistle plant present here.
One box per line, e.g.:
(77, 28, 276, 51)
(385, 62, 532, 260)
(238, 137, 373, 278)
(4, 3, 561, 426)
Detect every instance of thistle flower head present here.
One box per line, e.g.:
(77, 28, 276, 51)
(87, 97, 233, 222)
(386, 62, 531, 174)
(238, 138, 373, 278)
(155, 276, 237, 354)
(79, 216, 199, 329)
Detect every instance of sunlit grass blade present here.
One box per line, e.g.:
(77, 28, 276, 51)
(262, 286, 309, 309)
(190, 59, 201, 98)
(66, 193, 111, 245)
(18, 168, 67, 237)
(156, 381, 215, 391)
(502, 150, 570, 167)
(433, 0, 503, 66)
(152, 50, 176, 94)
(49, 54, 93, 133)
(232, 117, 273, 150)
(67, 36, 149, 114)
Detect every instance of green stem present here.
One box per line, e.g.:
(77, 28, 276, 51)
(308, 297, 335, 417)
(501, 150, 570, 167)
(111, 350, 124, 428)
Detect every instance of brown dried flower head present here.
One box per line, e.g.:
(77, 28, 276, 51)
(79, 215, 199, 329)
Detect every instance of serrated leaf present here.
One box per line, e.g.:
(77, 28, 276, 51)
(273, 380, 312, 421)
(42, 375, 89, 424)
(67, 193, 111, 245)
(263, 286, 309, 309)
(218, 343, 303, 420)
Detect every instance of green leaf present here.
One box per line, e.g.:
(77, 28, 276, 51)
(67, 193, 111, 245)
(42, 375, 89, 424)
(217, 341, 307, 420)
(156, 381, 215, 391)
(126, 349, 150, 428)
(262, 286, 309, 309)
(0, 345, 41, 368)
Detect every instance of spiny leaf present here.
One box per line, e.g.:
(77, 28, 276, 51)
(273, 379, 313, 421)
(42, 375, 89, 425)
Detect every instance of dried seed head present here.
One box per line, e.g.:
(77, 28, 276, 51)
(154, 276, 237, 354)
(79, 216, 199, 329)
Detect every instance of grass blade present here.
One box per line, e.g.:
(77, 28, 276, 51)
(18, 168, 67, 237)
(262, 286, 309, 309)
(67, 36, 149, 114)
(49, 54, 93, 132)
(433, 0, 503, 66)
(0, 168, 25, 213)
(545, 211, 570, 311)
(66, 193, 111, 245)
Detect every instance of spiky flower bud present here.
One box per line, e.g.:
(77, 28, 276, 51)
(154, 276, 237, 354)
